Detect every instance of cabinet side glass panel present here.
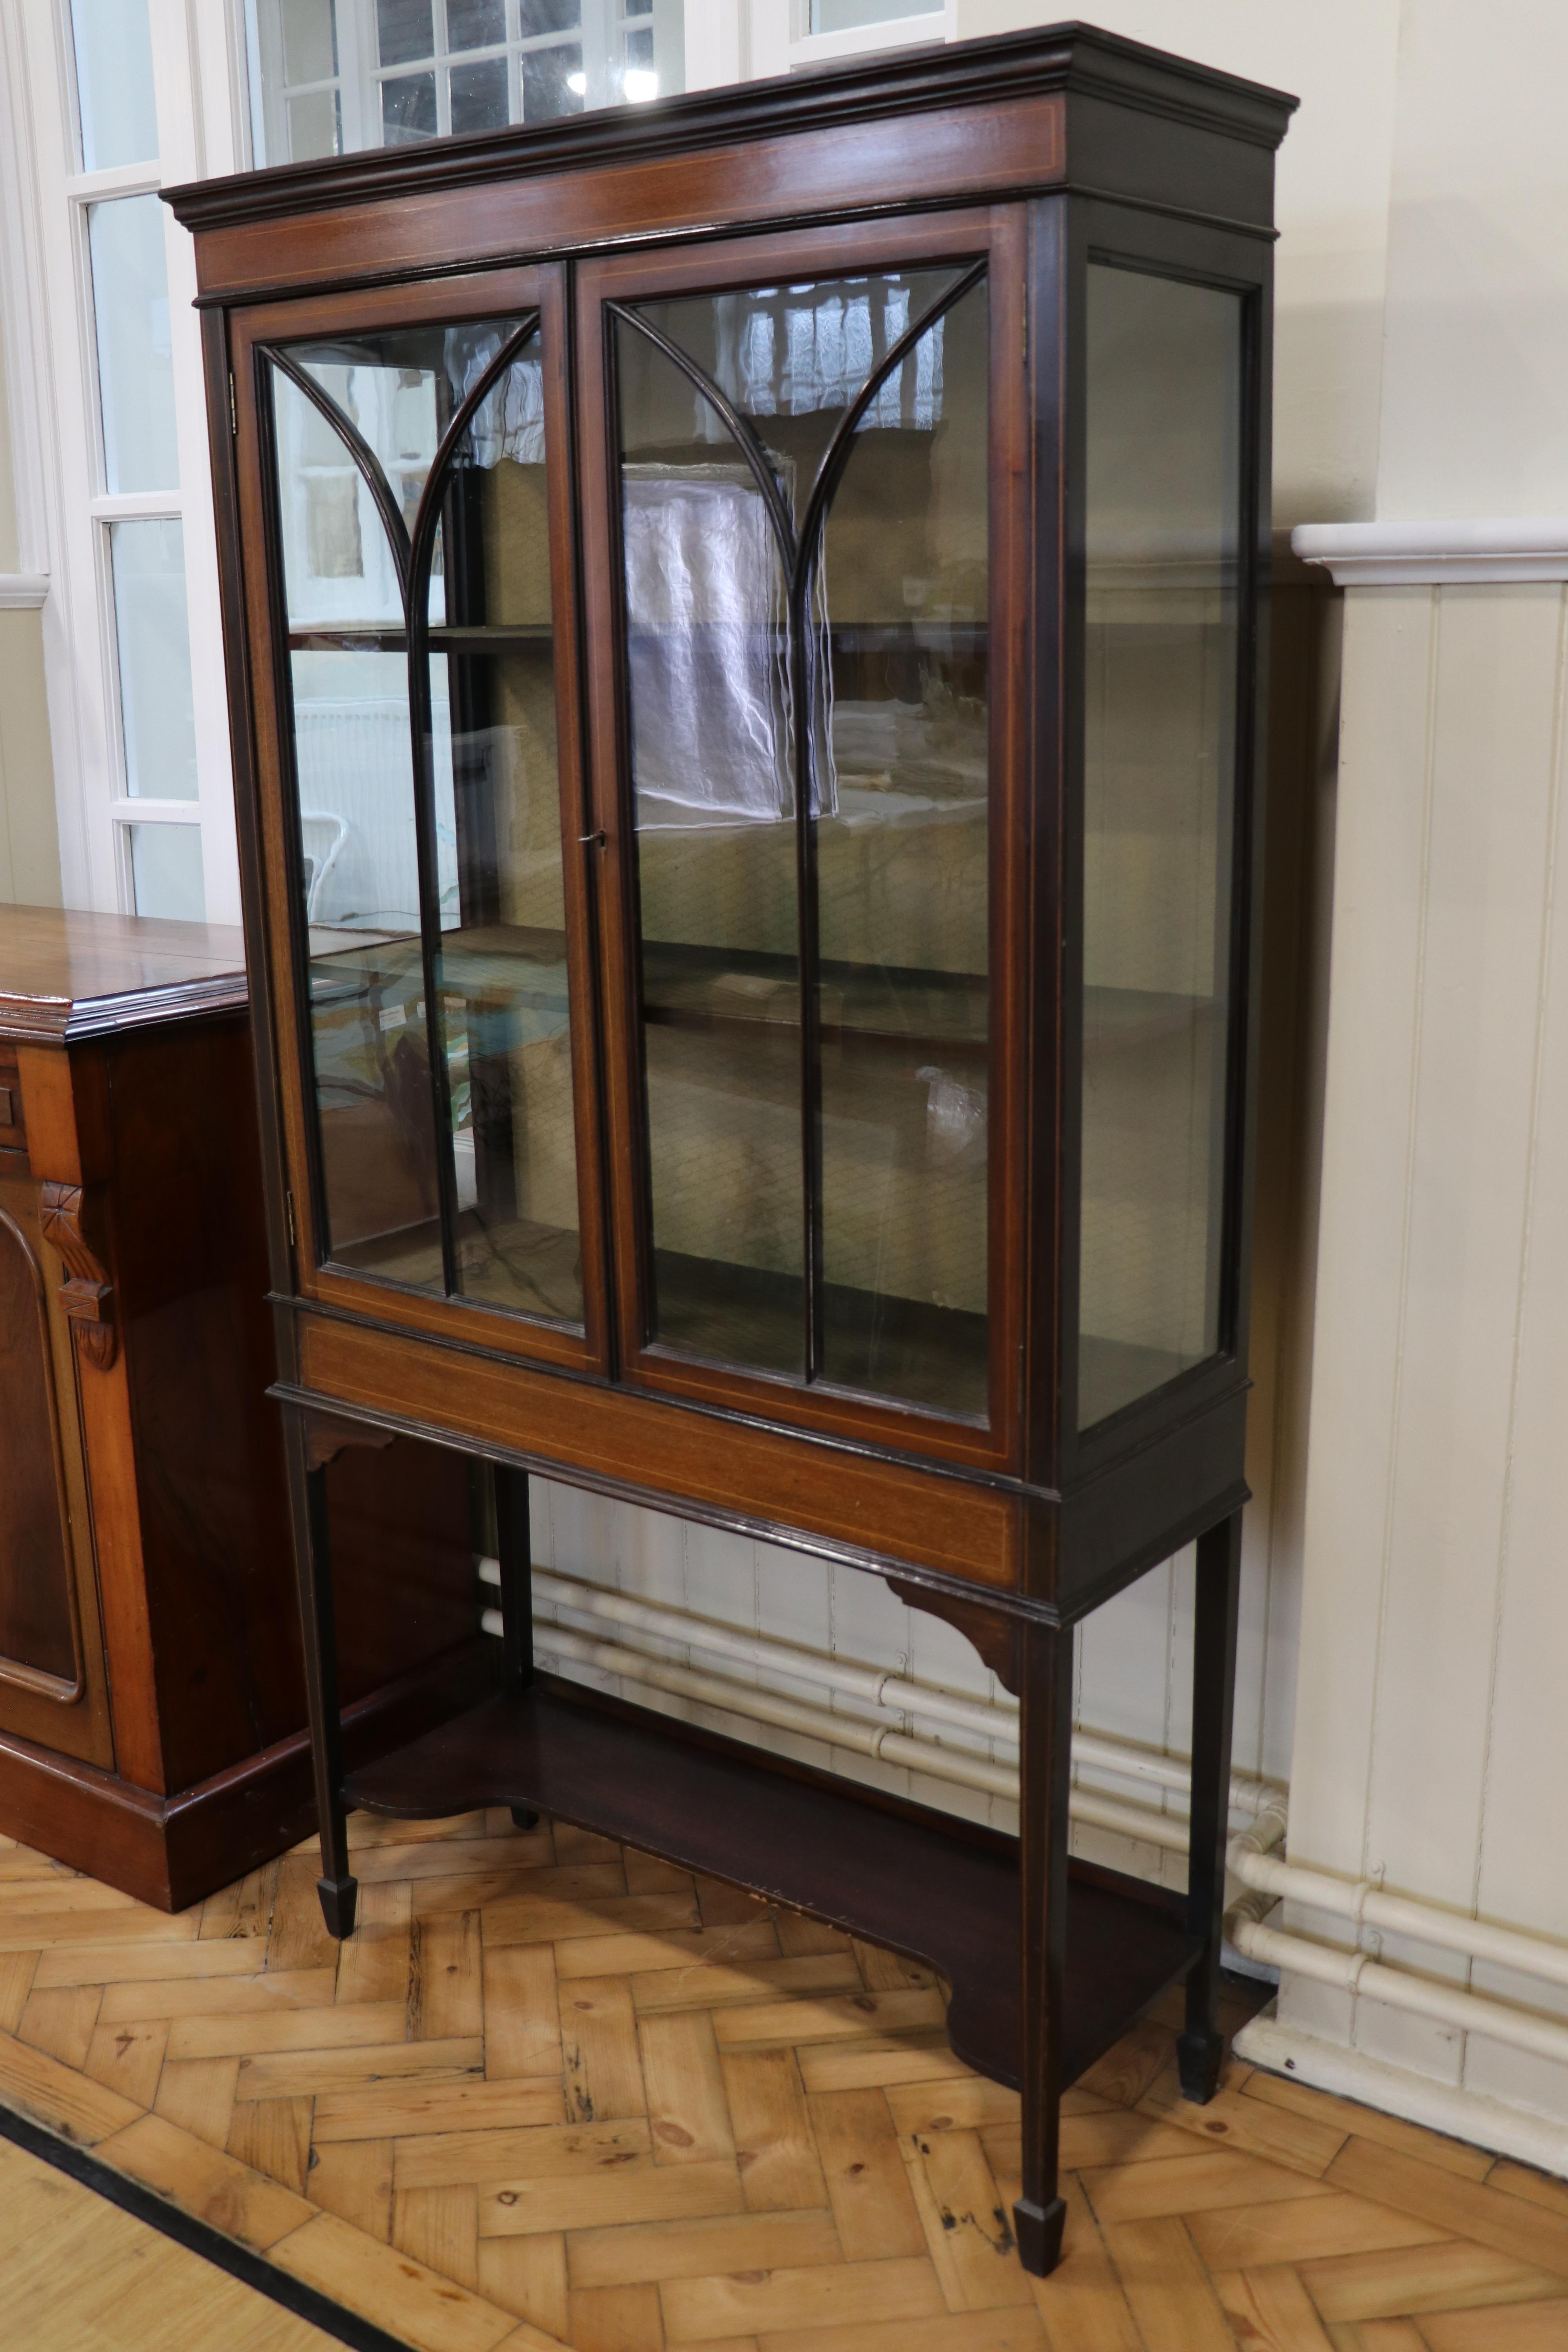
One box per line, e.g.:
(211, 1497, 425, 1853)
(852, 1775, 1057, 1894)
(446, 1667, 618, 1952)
(1078, 265, 1242, 1430)
(268, 316, 583, 1321)
(817, 275, 989, 1418)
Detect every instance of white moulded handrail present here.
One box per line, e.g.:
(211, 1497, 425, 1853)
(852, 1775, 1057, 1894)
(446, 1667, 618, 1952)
(477, 1557, 1282, 1822)
(1292, 516, 1568, 586)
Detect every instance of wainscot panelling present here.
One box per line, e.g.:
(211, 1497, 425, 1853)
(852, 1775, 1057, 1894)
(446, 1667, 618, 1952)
(1281, 578, 1568, 2125)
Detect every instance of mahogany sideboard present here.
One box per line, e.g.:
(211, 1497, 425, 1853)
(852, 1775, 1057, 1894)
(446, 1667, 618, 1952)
(170, 23, 1295, 2271)
(0, 904, 487, 1909)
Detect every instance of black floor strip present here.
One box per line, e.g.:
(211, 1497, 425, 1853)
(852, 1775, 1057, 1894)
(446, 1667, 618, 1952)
(0, 2101, 414, 2352)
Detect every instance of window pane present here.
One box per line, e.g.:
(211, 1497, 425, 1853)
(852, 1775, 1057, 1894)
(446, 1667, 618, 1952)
(70, 0, 158, 171)
(451, 55, 509, 135)
(288, 87, 341, 158)
(281, 0, 337, 78)
(377, 0, 432, 65)
(382, 70, 437, 142)
(811, 0, 940, 27)
(1078, 266, 1243, 1430)
(249, 0, 675, 163)
(110, 519, 198, 799)
(88, 195, 178, 495)
(522, 45, 582, 120)
(127, 824, 206, 921)
(449, 0, 505, 46)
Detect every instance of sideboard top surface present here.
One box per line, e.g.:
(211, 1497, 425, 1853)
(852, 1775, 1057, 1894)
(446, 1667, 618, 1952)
(0, 906, 249, 1043)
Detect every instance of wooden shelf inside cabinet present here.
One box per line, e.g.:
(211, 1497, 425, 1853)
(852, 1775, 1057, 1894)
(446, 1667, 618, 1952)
(345, 1678, 1201, 2091)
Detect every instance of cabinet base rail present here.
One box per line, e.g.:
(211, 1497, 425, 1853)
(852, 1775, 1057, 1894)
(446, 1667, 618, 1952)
(343, 1677, 1201, 2096)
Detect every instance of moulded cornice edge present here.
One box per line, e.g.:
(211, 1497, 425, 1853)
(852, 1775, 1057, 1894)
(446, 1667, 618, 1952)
(1293, 518, 1568, 586)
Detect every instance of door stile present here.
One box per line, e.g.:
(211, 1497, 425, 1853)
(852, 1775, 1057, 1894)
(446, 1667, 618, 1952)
(574, 269, 653, 1379)
(540, 261, 617, 1379)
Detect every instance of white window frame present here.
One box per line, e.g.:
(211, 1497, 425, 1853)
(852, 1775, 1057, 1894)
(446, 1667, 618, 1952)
(0, 0, 947, 928)
(247, 0, 662, 163)
(0, 0, 247, 924)
(748, 0, 952, 82)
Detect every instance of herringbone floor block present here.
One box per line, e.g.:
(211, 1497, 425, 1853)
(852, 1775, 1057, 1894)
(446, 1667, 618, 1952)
(0, 1808, 1566, 2350)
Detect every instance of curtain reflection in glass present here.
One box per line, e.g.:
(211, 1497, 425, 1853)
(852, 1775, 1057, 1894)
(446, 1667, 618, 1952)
(1078, 265, 1241, 1428)
(616, 317, 804, 1376)
(614, 265, 989, 1414)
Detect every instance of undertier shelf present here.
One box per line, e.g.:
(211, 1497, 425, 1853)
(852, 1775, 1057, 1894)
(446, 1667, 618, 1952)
(344, 1679, 1201, 2091)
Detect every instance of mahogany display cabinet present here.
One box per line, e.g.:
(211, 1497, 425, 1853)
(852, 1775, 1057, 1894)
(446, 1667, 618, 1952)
(0, 906, 481, 1910)
(169, 24, 1294, 2272)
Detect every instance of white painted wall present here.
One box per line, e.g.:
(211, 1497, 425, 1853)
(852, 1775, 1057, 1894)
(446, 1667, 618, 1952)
(953, 0, 1403, 531)
(1281, 578, 1568, 2129)
(1374, 2, 1568, 519)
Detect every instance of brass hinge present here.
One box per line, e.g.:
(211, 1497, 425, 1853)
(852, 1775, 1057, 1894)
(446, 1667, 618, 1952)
(229, 372, 238, 436)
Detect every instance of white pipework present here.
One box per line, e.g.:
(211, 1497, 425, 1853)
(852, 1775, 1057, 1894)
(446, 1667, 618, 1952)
(477, 1560, 1568, 2085)
(478, 1602, 1196, 1846)
(477, 1557, 1281, 1822)
(1227, 1915, 1568, 2073)
(1221, 1807, 1568, 2075)
(517, 1616, 1020, 1800)
(1227, 1836, 1568, 1993)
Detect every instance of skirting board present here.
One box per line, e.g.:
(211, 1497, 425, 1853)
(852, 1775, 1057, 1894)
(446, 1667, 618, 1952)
(1235, 2009, 1568, 2180)
(0, 1640, 494, 1911)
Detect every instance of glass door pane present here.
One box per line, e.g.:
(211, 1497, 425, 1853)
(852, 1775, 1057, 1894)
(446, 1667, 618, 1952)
(817, 273, 989, 1417)
(614, 306, 804, 1378)
(1078, 265, 1243, 1430)
(612, 262, 991, 1416)
(267, 311, 584, 1322)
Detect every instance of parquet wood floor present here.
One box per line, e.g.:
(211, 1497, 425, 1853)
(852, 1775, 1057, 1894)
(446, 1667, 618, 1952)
(0, 1806, 1565, 2351)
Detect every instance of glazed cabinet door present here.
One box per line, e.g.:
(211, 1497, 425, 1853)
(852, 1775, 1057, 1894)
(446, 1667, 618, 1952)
(234, 267, 608, 1370)
(577, 209, 1028, 1472)
(0, 1160, 114, 1765)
